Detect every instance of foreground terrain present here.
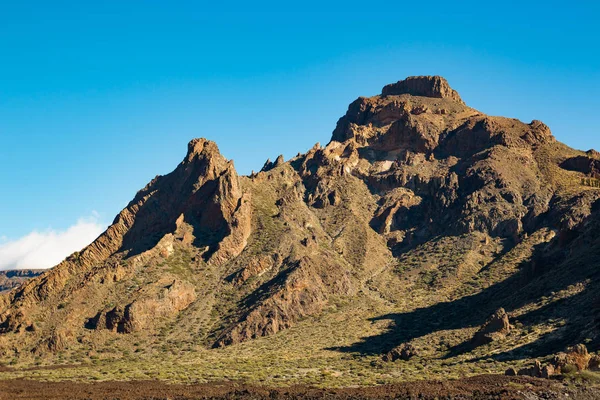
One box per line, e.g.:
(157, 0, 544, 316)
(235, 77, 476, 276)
(2, 76, 600, 394)
(2, 375, 600, 400)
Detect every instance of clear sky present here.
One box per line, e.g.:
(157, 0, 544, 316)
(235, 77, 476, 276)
(0, 1, 599, 268)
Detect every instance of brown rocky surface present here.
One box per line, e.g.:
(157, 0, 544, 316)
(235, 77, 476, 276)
(517, 359, 544, 378)
(471, 308, 511, 348)
(561, 155, 600, 178)
(382, 342, 417, 361)
(261, 154, 286, 172)
(2, 76, 600, 390)
(3, 375, 600, 400)
(382, 75, 465, 105)
(89, 278, 196, 333)
(552, 343, 592, 372)
(586, 149, 600, 158)
(514, 360, 556, 379)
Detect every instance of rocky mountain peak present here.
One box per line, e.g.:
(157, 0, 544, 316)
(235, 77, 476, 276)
(381, 75, 464, 104)
(185, 138, 224, 163)
(1, 76, 599, 380)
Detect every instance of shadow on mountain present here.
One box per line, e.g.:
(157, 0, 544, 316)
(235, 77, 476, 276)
(118, 173, 231, 259)
(466, 283, 600, 363)
(328, 273, 525, 356)
(328, 235, 600, 358)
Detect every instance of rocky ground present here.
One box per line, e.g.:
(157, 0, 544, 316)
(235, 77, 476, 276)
(2, 375, 599, 400)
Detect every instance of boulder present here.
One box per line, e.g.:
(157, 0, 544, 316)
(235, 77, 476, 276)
(471, 308, 511, 348)
(511, 360, 555, 378)
(541, 364, 555, 379)
(589, 354, 600, 370)
(38, 329, 71, 353)
(518, 360, 543, 377)
(382, 343, 417, 362)
(552, 344, 591, 372)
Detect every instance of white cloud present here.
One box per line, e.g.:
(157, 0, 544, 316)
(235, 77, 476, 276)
(0, 213, 107, 271)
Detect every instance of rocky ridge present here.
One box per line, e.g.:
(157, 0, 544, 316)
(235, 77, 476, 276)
(1, 76, 600, 380)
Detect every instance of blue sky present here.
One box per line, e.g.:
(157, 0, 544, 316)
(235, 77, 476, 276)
(0, 2, 599, 267)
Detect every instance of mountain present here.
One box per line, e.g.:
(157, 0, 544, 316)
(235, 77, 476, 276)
(0, 270, 44, 293)
(1, 76, 600, 384)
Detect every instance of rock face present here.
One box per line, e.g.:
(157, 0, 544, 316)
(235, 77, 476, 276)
(1, 75, 600, 367)
(382, 76, 465, 105)
(589, 354, 600, 370)
(471, 308, 511, 348)
(552, 344, 592, 372)
(260, 155, 285, 172)
(0, 138, 250, 347)
(90, 279, 196, 333)
(561, 156, 600, 179)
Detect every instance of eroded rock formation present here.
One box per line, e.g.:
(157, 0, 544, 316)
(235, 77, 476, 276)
(471, 308, 511, 348)
(1, 76, 600, 365)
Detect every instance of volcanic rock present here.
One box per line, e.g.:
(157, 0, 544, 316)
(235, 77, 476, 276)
(588, 354, 600, 370)
(517, 360, 543, 378)
(382, 343, 417, 362)
(561, 156, 600, 178)
(471, 308, 511, 348)
(261, 155, 285, 172)
(382, 76, 465, 105)
(90, 279, 196, 333)
(552, 344, 591, 372)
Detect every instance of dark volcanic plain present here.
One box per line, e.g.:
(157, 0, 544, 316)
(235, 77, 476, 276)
(2, 375, 600, 400)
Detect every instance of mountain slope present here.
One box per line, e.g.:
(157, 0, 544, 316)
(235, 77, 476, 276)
(1, 76, 600, 384)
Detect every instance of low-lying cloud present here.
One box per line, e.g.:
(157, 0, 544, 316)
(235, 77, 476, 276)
(0, 213, 107, 270)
